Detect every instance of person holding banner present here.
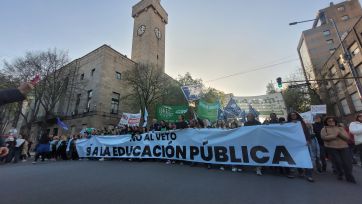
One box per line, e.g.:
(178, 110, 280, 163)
(287, 112, 314, 182)
(176, 115, 188, 129)
(313, 115, 327, 172)
(244, 113, 262, 176)
(322, 116, 356, 183)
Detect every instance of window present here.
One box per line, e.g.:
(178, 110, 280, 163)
(70, 126, 76, 135)
(341, 15, 349, 21)
(341, 99, 351, 115)
(330, 66, 338, 83)
(337, 58, 345, 71)
(334, 104, 341, 117)
(351, 92, 362, 111)
(356, 64, 362, 84)
(116, 72, 121, 80)
(328, 88, 335, 98)
(91, 69, 95, 77)
(323, 30, 331, 36)
(86, 90, 93, 112)
(337, 6, 345, 12)
(335, 81, 344, 94)
(80, 73, 84, 80)
(349, 42, 360, 57)
(326, 39, 334, 45)
(74, 94, 81, 114)
(53, 128, 59, 136)
(111, 92, 120, 114)
(344, 73, 354, 87)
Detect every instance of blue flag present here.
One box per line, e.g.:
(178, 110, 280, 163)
(56, 117, 69, 131)
(248, 104, 260, 118)
(181, 84, 202, 101)
(217, 108, 225, 120)
(224, 98, 242, 118)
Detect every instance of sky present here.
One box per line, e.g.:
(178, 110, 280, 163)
(0, 0, 358, 96)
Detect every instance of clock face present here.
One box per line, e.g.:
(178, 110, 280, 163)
(137, 25, 146, 36)
(154, 27, 162, 39)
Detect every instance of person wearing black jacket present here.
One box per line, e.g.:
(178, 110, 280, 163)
(244, 113, 262, 175)
(32, 133, 51, 164)
(176, 115, 188, 129)
(313, 115, 327, 172)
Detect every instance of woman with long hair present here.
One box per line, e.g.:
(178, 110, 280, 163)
(286, 111, 314, 182)
(321, 116, 356, 183)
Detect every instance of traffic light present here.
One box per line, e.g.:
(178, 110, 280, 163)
(276, 77, 282, 88)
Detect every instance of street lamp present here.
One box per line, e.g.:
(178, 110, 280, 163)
(290, 18, 362, 101)
(329, 19, 362, 100)
(289, 19, 316, 26)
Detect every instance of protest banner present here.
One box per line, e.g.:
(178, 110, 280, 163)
(197, 100, 219, 122)
(156, 105, 189, 122)
(310, 105, 327, 114)
(119, 112, 141, 126)
(76, 123, 312, 168)
(232, 93, 287, 120)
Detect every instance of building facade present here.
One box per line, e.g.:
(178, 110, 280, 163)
(298, 0, 362, 84)
(320, 17, 362, 123)
(27, 0, 170, 139)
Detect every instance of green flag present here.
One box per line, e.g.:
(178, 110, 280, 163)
(156, 105, 189, 123)
(197, 100, 219, 122)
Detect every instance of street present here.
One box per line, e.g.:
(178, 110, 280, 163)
(1, 160, 361, 204)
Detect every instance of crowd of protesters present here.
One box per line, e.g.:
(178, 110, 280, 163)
(1, 111, 362, 184)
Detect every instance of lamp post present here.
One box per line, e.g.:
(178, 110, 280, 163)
(290, 18, 362, 101)
(289, 19, 324, 104)
(329, 19, 362, 100)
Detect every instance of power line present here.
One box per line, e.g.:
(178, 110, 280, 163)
(205, 58, 299, 83)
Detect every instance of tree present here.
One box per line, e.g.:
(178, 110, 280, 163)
(266, 82, 277, 94)
(123, 64, 179, 117)
(281, 68, 317, 113)
(177, 72, 229, 105)
(176, 72, 203, 86)
(2, 49, 72, 136)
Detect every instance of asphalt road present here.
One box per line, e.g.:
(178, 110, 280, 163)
(1, 160, 362, 204)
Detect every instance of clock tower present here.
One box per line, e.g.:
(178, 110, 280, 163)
(131, 0, 168, 72)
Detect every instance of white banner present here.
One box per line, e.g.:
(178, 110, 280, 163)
(119, 113, 141, 126)
(311, 105, 327, 114)
(76, 123, 312, 168)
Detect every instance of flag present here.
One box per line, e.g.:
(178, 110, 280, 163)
(218, 108, 225, 120)
(248, 103, 260, 118)
(56, 117, 69, 131)
(224, 98, 242, 118)
(240, 110, 246, 122)
(197, 99, 219, 122)
(143, 107, 149, 127)
(181, 84, 202, 101)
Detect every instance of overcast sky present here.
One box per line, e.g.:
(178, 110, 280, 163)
(0, 0, 358, 96)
